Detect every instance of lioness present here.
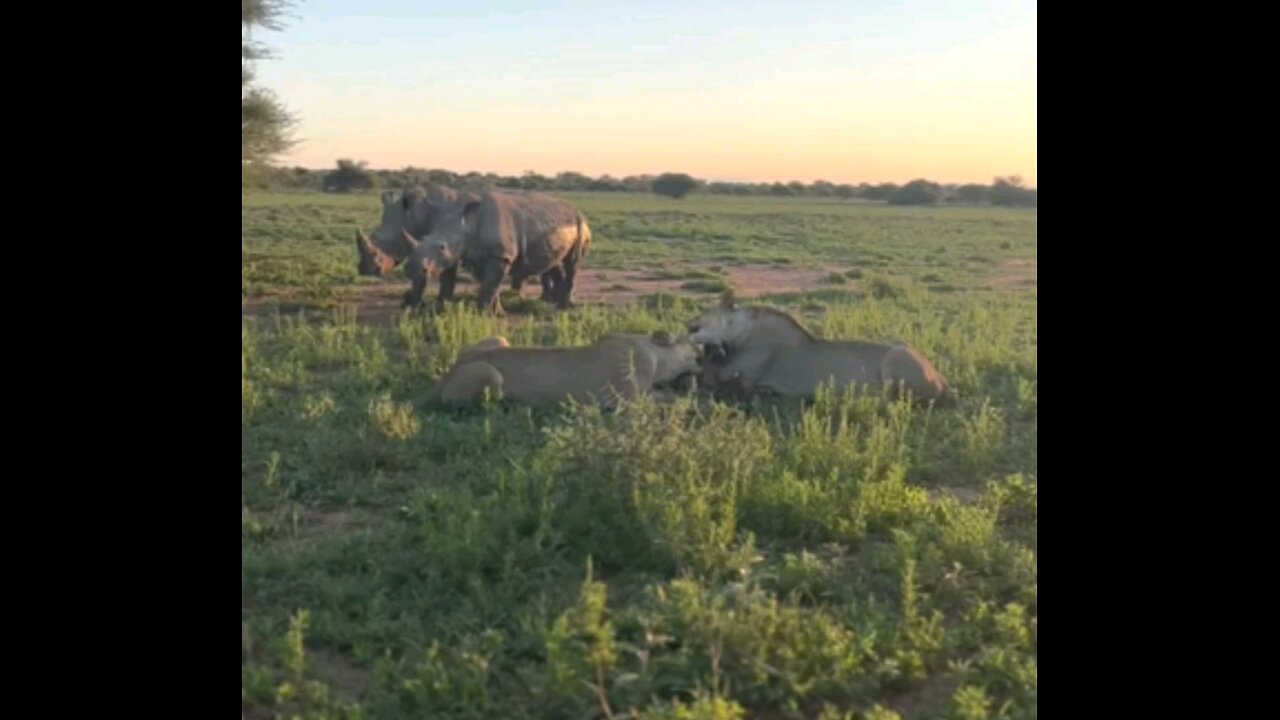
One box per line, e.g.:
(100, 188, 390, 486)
(432, 331, 701, 407)
(687, 295, 956, 406)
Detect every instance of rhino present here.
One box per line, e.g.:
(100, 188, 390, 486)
(358, 185, 564, 308)
(355, 184, 463, 277)
(401, 189, 591, 315)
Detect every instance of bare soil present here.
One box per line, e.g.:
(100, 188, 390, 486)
(243, 264, 856, 323)
(242, 259, 1036, 324)
(988, 258, 1037, 289)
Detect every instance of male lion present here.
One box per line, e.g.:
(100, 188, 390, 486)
(432, 331, 701, 407)
(687, 294, 956, 406)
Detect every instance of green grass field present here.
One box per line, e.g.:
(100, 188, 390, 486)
(242, 191, 1037, 720)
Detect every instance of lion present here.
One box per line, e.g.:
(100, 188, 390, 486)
(431, 331, 701, 407)
(687, 293, 956, 406)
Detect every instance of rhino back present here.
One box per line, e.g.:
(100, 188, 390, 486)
(472, 191, 583, 270)
(409, 184, 462, 235)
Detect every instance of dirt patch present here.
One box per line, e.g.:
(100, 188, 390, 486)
(310, 649, 373, 703)
(242, 264, 852, 323)
(988, 258, 1037, 290)
(572, 264, 843, 303)
(886, 672, 962, 719)
(242, 284, 405, 325)
(301, 508, 383, 537)
(722, 265, 846, 298)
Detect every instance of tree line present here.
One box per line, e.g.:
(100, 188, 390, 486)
(246, 162, 1037, 207)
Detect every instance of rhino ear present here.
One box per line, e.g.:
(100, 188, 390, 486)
(381, 190, 396, 205)
(459, 200, 482, 229)
(650, 330, 673, 346)
(401, 229, 420, 252)
(719, 289, 736, 309)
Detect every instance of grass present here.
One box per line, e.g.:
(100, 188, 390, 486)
(243, 191, 1037, 312)
(243, 189, 1037, 719)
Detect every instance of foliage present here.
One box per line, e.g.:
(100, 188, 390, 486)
(653, 173, 702, 199)
(323, 159, 378, 193)
(242, 191, 1037, 719)
(242, 0, 298, 166)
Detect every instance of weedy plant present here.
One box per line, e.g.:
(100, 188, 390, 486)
(242, 190, 1037, 720)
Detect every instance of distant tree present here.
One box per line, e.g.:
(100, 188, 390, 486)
(622, 175, 655, 193)
(589, 175, 626, 192)
(787, 181, 807, 196)
(809, 180, 836, 197)
(554, 171, 592, 191)
(323, 159, 377, 193)
(888, 179, 944, 205)
(950, 184, 989, 204)
(425, 169, 458, 187)
(989, 176, 1037, 207)
(834, 184, 857, 200)
(520, 171, 550, 190)
(242, 0, 298, 166)
(652, 173, 700, 199)
(864, 183, 899, 201)
(770, 182, 795, 197)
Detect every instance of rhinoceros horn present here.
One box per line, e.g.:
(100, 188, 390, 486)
(401, 229, 420, 251)
(356, 229, 376, 255)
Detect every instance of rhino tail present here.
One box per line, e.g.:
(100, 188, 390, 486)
(575, 213, 591, 261)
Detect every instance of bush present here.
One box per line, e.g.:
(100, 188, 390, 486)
(323, 158, 378, 193)
(888, 179, 943, 206)
(863, 183, 899, 201)
(989, 176, 1037, 207)
(950, 184, 989, 204)
(652, 173, 701, 199)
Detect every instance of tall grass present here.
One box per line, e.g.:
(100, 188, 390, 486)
(242, 191, 1036, 720)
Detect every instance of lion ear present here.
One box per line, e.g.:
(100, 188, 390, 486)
(719, 289, 736, 309)
(650, 330, 674, 346)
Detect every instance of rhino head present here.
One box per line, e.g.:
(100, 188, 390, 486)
(405, 199, 483, 284)
(355, 229, 398, 276)
(356, 188, 444, 277)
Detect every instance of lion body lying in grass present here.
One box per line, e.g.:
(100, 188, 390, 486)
(433, 331, 701, 407)
(688, 298, 956, 406)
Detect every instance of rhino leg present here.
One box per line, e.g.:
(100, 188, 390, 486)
(403, 276, 428, 310)
(476, 257, 510, 316)
(555, 255, 579, 310)
(432, 264, 459, 313)
(510, 265, 533, 293)
(540, 266, 564, 303)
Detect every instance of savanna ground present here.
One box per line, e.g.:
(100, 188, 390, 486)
(242, 191, 1037, 720)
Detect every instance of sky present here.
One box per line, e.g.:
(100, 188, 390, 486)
(252, 0, 1036, 186)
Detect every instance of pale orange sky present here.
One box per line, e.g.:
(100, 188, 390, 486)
(258, 1, 1037, 186)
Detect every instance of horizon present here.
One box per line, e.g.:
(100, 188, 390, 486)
(279, 164, 1033, 189)
(253, 0, 1036, 186)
